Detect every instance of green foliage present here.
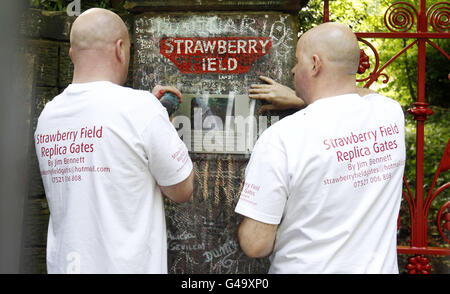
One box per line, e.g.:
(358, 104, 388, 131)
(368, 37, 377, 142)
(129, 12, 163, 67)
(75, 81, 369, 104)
(29, 0, 113, 11)
(298, 0, 323, 34)
(404, 108, 450, 204)
(424, 39, 450, 108)
(30, 0, 65, 11)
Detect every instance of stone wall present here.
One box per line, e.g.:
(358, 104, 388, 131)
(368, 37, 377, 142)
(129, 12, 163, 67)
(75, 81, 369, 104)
(19, 9, 74, 273)
(131, 1, 302, 273)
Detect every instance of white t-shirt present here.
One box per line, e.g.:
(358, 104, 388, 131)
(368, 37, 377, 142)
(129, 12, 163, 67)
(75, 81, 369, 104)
(35, 81, 193, 274)
(235, 93, 406, 274)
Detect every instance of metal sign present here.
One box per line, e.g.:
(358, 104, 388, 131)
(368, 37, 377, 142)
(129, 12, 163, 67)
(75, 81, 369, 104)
(159, 37, 272, 74)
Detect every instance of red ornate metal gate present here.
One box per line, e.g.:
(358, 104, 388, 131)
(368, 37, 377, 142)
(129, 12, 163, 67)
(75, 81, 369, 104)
(323, 0, 449, 274)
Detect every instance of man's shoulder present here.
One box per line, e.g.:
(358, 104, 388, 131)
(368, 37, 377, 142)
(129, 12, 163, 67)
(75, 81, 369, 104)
(113, 85, 159, 103)
(43, 83, 166, 119)
(109, 87, 169, 124)
(363, 92, 401, 107)
(257, 111, 305, 145)
(363, 93, 404, 116)
(97, 84, 165, 114)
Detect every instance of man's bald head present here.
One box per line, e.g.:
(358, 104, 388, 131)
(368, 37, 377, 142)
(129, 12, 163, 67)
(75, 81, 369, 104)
(300, 22, 360, 75)
(70, 8, 129, 51)
(291, 23, 360, 104)
(69, 8, 130, 85)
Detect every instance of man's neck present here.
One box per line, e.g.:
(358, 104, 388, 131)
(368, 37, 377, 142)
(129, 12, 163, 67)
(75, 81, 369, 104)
(309, 77, 358, 104)
(72, 69, 119, 85)
(71, 52, 121, 85)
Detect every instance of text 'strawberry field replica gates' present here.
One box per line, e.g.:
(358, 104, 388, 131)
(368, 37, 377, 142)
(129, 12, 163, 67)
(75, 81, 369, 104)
(323, 0, 449, 273)
(128, 0, 306, 273)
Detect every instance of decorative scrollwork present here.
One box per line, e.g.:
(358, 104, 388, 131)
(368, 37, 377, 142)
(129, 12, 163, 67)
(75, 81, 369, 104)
(427, 2, 450, 33)
(384, 2, 418, 32)
(406, 255, 432, 274)
(437, 202, 450, 245)
(356, 38, 390, 86)
(357, 49, 370, 74)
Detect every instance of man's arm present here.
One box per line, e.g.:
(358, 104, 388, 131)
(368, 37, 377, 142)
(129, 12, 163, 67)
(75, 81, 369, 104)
(238, 217, 278, 258)
(144, 86, 194, 204)
(249, 76, 305, 114)
(160, 170, 194, 203)
(250, 76, 378, 113)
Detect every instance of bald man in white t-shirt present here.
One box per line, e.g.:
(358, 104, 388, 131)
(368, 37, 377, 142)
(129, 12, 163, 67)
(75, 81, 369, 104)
(35, 8, 193, 273)
(235, 23, 406, 274)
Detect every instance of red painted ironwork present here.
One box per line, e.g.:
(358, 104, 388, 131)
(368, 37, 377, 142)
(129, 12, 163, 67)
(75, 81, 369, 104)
(323, 0, 450, 273)
(357, 49, 370, 74)
(406, 255, 432, 274)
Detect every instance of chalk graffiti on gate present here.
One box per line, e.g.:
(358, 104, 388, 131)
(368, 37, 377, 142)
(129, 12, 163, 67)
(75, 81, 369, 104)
(159, 37, 272, 74)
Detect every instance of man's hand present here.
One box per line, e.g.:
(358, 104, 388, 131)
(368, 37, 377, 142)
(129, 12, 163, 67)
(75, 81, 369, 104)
(152, 85, 183, 120)
(152, 85, 182, 101)
(249, 76, 305, 114)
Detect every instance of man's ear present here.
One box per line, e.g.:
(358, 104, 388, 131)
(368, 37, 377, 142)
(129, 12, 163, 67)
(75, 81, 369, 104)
(311, 54, 321, 77)
(115, 39, 125, 64)
(69, 47, 74, 63)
